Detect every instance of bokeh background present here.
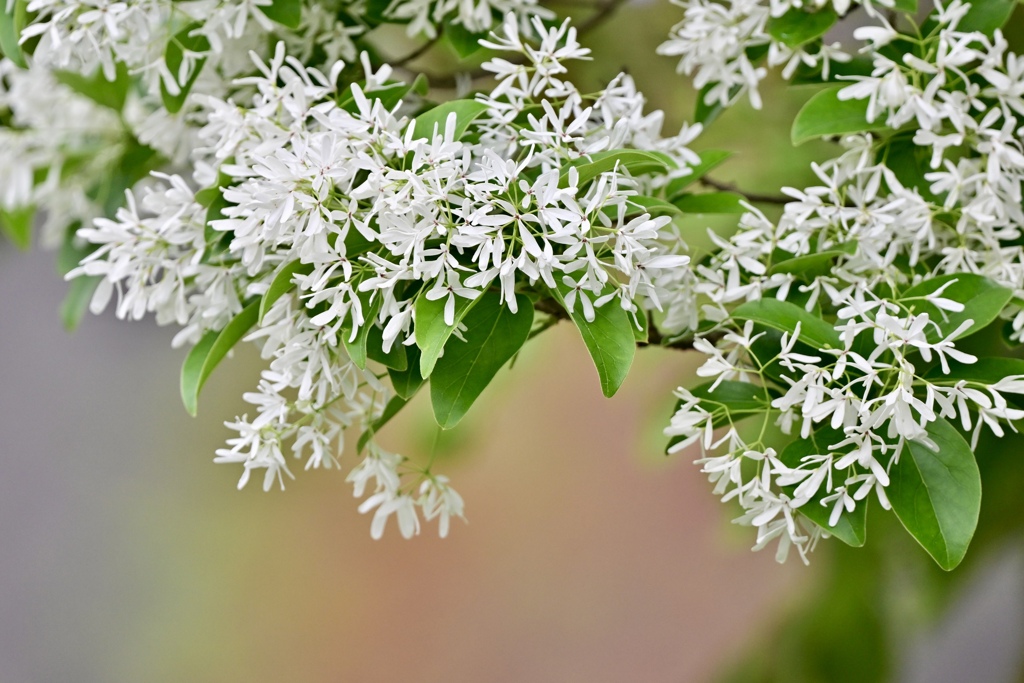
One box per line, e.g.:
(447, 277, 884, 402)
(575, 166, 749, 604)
(4, 3, 1024, 681)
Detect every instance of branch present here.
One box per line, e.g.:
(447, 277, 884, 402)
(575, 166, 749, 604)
(700, 176, 790, 206)
(534, 298, 709, 351)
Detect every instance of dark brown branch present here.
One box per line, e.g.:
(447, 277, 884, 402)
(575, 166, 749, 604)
(700, 176, 790, 206)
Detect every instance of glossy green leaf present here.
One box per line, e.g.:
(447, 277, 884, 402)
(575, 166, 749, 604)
(673, 191, 746, 214)
(560, 149, 676, 189)
(0, 0, 28, 68)
(445, 23, 486, 59)
(0, 205, 33, 250)
(367, 324, 408, 371)
(410, 99, 489, 141)
(791, 86, 889, 146)
(619, 195, 682, 218)
(958, 0, 1017, 34)
(54, 62, 132, 112)
(779, 430, 868, 547)
(389, 346, 425, 400)
(694, 83, 738, 126)
(161, 23, 210, 114)
(552, 283, 636, 398)
(925, 357, 1024, 385)
(430, 292, 534, 429)
(767, 8, 837, 47)
(899, 273, 1012, 342)
(732, 298, 841, 349)
(892, 0, 917, 11)
(888, 418, 981, 570)
(414, 289, 481, 378)
(665, 150, 733, 198)
(259, 0, 303, 27)
(259, 261, 314, 323)
(769, 242, 856, 279)
(180, 300, 260, 416)
(342, 293, 381, 370)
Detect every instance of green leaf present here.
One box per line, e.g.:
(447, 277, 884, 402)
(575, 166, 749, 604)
(899, 273, 1012, 342)
(342, 293, 381, 370)
(892, 0, 918, 12)
(60, 275, 101, 332)
(180, 300, 260, 417)
(430, 292, 534, 429)
(0, 0, 28, 68)
(924, 357, 1024, 410)
(779, 430, 868, 547)
(445, 23, 486, 59)
(367, 324, 408, 371)
(259, 260, 314, 323)
(410, 99, 489, 141)
(958, 0, 1017, 34)
(560, 149, 676, 189)
(888, 418, 981, 570)
(925, 357, 1024, 385)
(732, 298, 841, 350)
(0, 205, 33, 250)
(694, 83, 737, 126)
(619, 195, 682, 218)
(767, 8, 837, 47)
(259, 0, 303, 27)
(665, 150, 732, 198)
(54, 62, 132, 112)
(880, 135, 937, 199)
(769, 242, 856, 279)
(388, 345, 425, 400)
(673, 191, 746, 214)
(552, 283, 636, 398)
(161, 23, 210, 114)
(414, 289, 481, 378)
(791, 86, 890, 146)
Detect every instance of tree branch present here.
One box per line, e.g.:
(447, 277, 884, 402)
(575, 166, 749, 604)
(699, 176, 790, 206)
(534, 298, 710, 351)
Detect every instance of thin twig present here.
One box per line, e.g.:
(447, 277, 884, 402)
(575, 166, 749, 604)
(699, 176, 790, 206)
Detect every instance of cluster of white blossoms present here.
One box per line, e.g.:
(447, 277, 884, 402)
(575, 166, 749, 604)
(664, 1, 1024, 562)
(657, 0, 855, 111)
(0, 58, 124, 247)
(68, 15, 700, 539)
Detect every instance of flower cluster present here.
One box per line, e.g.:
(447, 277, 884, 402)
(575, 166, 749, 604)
(658, 0, 853, 111)
(664, 1, 1024, 564)
(68, 15, 700, 539)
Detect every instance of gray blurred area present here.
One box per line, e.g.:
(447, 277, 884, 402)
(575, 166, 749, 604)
(1, 244, 806, 682)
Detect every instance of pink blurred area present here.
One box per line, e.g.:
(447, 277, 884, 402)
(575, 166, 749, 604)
(0, 245, 802, 682)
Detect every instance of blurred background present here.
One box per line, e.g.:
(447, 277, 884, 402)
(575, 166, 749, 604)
(3, 3, 1024, 681)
